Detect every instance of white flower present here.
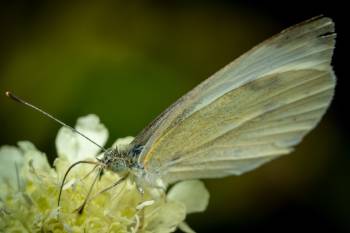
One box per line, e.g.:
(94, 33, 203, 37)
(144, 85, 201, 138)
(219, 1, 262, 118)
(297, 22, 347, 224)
(0, 114, 209, 232)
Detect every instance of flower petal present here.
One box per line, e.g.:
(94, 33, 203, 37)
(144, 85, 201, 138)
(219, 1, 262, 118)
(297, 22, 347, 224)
(145, 201, 186, 233)
(0, 145, 23, 195)
(18, 141, 51, 172)
(136, 200, 155, 210)
(167, 180, 209, 214)
(178, 222, 196, 233)
(55, 114, 108, 162)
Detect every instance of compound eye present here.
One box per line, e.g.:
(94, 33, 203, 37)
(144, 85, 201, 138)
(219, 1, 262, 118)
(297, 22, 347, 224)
(131, 145, 143, 156)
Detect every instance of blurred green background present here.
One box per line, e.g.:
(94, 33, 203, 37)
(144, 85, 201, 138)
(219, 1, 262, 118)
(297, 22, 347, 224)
(0, 1, 348, 232)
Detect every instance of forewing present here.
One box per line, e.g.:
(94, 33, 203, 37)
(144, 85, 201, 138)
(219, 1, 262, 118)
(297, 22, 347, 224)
(161, 69, 335, 183)
(131, 17, 336, 183)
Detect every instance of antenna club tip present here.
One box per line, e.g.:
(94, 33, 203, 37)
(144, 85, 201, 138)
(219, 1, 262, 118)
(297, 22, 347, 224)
(5, 91, 11, 97)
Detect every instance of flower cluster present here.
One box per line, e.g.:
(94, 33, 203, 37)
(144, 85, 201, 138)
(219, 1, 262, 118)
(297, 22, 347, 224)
(0, 115, 209, 233)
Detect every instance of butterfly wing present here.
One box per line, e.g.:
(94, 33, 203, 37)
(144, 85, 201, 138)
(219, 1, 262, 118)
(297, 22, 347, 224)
(131, 16, 336, 184)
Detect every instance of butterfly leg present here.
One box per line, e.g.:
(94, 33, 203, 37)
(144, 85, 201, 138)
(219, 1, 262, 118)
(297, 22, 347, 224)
(75, 173, 129, 214)
(88, 173, 129, 200)
(75, 167, 103, 214)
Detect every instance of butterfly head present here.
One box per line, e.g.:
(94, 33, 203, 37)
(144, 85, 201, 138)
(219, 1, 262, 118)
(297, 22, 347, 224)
(100, 148, 135, 173)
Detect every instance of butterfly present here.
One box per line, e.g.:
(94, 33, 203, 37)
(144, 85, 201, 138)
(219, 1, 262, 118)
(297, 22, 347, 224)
(6, 16, 336, 211)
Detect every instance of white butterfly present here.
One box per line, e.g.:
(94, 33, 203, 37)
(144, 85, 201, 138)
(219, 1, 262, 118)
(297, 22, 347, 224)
(7, 16, 336, 208)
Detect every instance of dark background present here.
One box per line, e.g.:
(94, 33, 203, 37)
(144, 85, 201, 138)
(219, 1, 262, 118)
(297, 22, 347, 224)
(0, 1, 349, 232)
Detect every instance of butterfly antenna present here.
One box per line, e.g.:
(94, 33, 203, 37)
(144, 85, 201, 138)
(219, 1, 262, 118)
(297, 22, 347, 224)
(5, 91, 107, 152)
